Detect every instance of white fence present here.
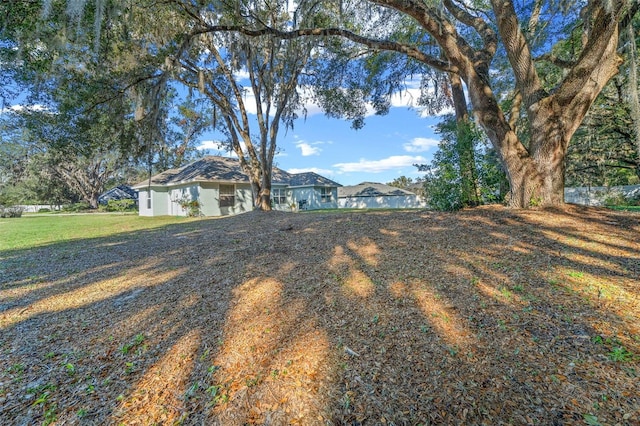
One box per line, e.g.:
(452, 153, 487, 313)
(564, 185, 640, 206)
(17, 205, 63, 213)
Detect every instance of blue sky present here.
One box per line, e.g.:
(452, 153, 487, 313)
(4, 76, 444, 187)
(197, 98, 444, 186)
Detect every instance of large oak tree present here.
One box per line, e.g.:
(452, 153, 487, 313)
(8, 0, 639, 208)
(194, 0, 638, 207)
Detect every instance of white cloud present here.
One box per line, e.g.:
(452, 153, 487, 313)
(1, 104, 48, 114)
(297, 101, 324, 117)
(387, 78, 455, 117)
(389, 87, 422, 108)
(197, 140, 243, 157)
(403, 137, 439, 153)
(295, 141, 321, 156)
(233, 69, 250, 80)
(333, 155, 427, 173)
(197, 140, 227, 150)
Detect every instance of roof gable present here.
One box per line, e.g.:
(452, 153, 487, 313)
(289, 172, 342, 187)
(338, 182, 417, 198)
(133, 156, 338, 188)
(98, 185, 138, 203)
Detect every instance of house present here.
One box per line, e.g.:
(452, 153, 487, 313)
(98, 185, 138, 205)
(338, 182, 427, 209)
(564, 184, 640, 206)
(132, 156, 341, 216)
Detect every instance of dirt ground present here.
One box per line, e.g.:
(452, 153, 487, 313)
(1, 205, 639, 425)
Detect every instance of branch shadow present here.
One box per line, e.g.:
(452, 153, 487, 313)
(1, 207, 638, 425)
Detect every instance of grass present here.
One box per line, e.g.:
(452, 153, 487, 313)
(606, 205, 640, 212)
(0, 214, 199, 251)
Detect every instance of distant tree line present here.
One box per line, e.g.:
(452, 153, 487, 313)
(1, 0, 638, 210)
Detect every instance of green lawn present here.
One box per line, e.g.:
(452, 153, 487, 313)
(0, 214, 199, 251)
(606, 205, 640, 212)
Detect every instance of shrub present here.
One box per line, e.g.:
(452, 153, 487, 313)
(183, 200, 201, 217)
(106, 199, 136, 213)
(419, 116, 507, 211)
(625, 188, 640, 206)
(62, 203, 91, 213)
(603, 191, 626, 206)
(0, 205, 24, 218)
(38, 208, 51, 213)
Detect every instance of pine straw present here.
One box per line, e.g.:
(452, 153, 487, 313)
(1, 205, 639, 425)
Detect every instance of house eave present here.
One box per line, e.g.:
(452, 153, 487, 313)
(287, 184, 339, 189)
(134, 178, 252, 190)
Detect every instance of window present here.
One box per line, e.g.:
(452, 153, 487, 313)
(219, 184, 235, 207)
(272, 188, 286, 205)
(320, 187, 332, 203)
(146, 194, 151, 209)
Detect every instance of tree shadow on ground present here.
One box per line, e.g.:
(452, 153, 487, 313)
(0, 206, 638, 425)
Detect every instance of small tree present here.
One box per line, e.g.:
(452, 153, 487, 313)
(419, 116, 506, 211)
(387, 176, 415, 190)
(144, 0, 318, 211)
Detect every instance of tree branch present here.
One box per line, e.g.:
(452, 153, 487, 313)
(192, 25, 453, 72)
(443, 0, 497, 59)
(534, 53, 576, 69)
(490, 0, 546, 109)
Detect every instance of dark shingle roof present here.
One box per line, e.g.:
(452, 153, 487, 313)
(338, 182, 417, 198)
(133, 156, 339, 188)
(289, 172, 342, 187)
(98, 185, 138, 204)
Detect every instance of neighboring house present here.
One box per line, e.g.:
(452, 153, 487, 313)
(564, 184, 640, 206)
(132, 156, 341, 216)
(338, 182, 427, 209)
(98, 185, 138, 205)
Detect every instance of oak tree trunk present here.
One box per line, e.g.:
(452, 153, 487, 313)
(257, 165, 273, 211)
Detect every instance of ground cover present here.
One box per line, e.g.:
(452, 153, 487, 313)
(0, 214, 198, 251)
(606, 206, 640, 213)
(0, 206, 638, 425)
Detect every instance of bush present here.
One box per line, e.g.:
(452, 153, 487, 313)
(62, 202, 92, 213)
(419, 116, 507, 211)
(0, 205, 24, 218)
(38, 208, 51, 213)
(176, 198, 201, 217)
(106, 199, 136, 212)
(625, 188, 640, 206)
(603, 192, 627, 206)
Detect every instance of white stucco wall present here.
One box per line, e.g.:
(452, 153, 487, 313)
(139, 183, 339, 215)
(138, 188, 169, 216)
(199, 182, 253, 216)
(290, 187, 338, 210)
(167, 184, 201, 216)
(338, 195, 427, 209)
(271, 186, 295, 212)
(137, 183, 254, 217)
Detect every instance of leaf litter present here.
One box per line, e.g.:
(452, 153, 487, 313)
(0, 205, 639, 425)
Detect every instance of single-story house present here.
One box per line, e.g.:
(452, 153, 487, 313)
(564, 184, 640, 206)
(338, 182, 427, 209)
(132, 156, 341, 216)
(98, 185, 138, 205)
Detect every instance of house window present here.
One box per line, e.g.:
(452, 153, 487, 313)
(146, 193, 151, 209)
(219, 184, 235, 207)
(272, 188, 286, 205)
(320, 187, 332, 203)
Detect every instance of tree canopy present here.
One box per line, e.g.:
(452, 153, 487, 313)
(2, 0, 639, 209)
(186, 0, 638, 207)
